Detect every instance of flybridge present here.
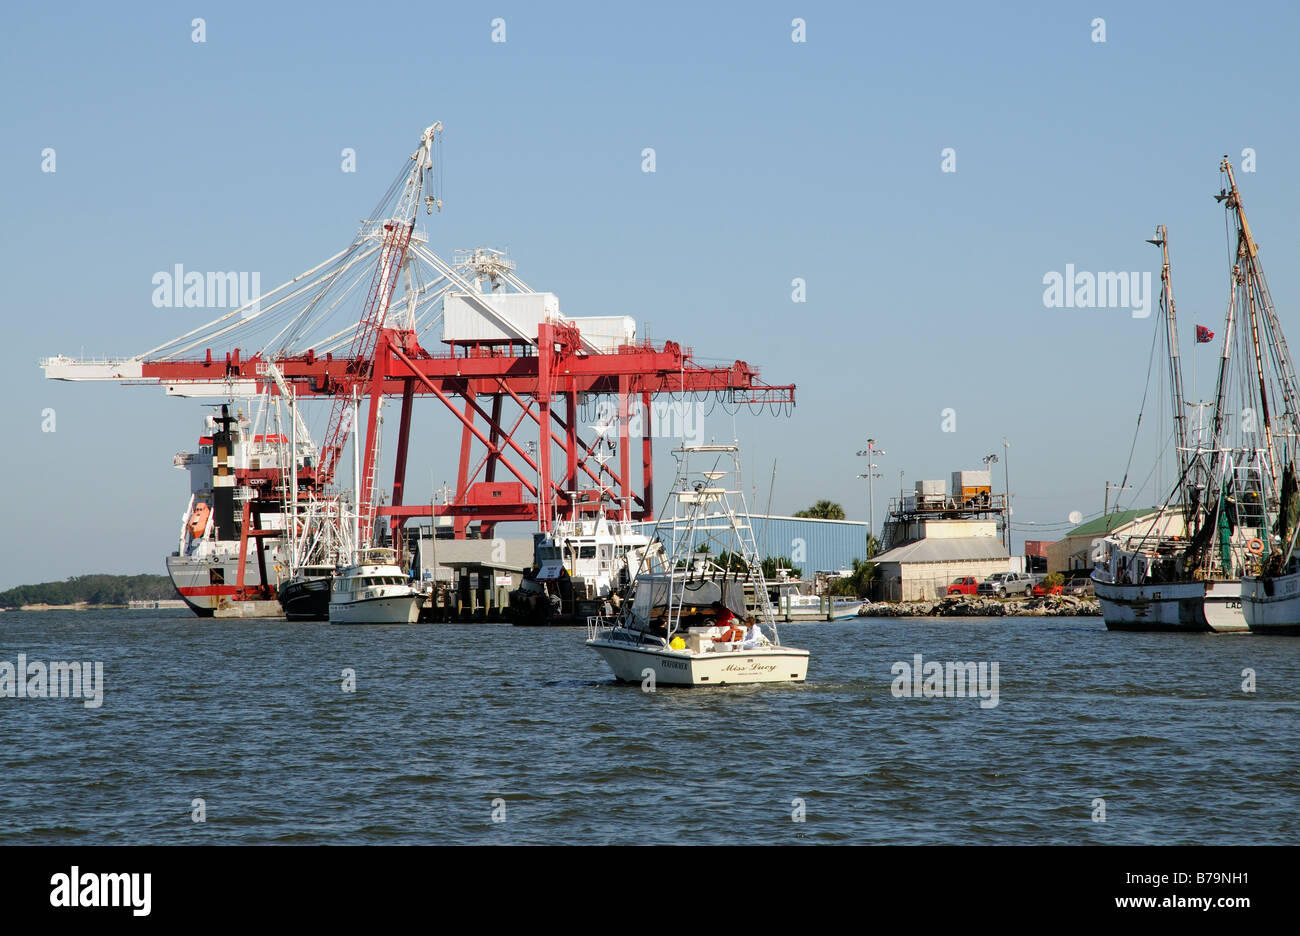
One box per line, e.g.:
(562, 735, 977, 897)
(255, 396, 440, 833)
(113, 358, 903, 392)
(41, 121, 795, 546)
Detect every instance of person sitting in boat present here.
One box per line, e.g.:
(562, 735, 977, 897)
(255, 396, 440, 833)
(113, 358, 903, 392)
(711, 602, 744, 644)
(741, 615, 765, 649)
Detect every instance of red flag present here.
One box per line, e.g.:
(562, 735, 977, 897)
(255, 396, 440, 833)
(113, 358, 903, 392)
(1196, 325, 1215, 343)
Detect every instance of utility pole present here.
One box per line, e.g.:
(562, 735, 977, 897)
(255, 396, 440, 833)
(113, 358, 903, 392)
(856, 438, 884, 557)
(1104, 481, 1133, 516)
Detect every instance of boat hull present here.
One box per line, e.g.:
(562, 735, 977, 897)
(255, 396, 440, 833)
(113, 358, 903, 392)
(587, 636, 809, 686)
(1241, 573, 1300, 634)
(775, 598, 863, 621)
(329, 594, 423, 625)
(278, 577, 331, 621)
(1091, 576, 1245, 633)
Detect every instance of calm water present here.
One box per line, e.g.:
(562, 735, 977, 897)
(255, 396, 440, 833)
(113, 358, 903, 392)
(1, 610, 1296, 845)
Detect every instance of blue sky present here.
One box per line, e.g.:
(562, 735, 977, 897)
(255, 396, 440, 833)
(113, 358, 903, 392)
(3, 0, 1300, 588)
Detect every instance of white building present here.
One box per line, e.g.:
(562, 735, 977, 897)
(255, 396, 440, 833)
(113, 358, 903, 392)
(869, 516, 1010, 602)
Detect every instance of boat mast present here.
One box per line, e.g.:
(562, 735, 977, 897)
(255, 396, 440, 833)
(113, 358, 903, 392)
(1216, 156, 1300, 486)
(1147, 225, 1193, 521)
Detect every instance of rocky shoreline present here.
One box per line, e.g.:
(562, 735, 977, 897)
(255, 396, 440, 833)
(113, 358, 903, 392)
(860, 595, 1101, 617)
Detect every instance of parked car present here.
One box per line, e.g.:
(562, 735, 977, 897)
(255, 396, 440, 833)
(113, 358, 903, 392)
(977, 572, 1034, 597)
(1032, 582, 1065, 597)
(947, 576, 980, 596)
(1062, 570, 1094, 597)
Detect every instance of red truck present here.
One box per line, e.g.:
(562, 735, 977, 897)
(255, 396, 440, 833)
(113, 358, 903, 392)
(947, 576, 980, 596)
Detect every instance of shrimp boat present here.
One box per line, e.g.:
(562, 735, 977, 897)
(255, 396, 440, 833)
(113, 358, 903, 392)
(277, 493, 353, 620)
(586, 444, 810, 686)
(1218, 156, 1300, 634)
(1091, 167, 1300, 634)
(1089, 222, 1240, 632)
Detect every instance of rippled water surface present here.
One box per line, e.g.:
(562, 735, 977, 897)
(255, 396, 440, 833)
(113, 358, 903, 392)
(2, 610, 1296, 844)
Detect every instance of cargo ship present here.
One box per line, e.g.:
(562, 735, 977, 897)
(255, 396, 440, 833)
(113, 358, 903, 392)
(167, 403, 294, 617)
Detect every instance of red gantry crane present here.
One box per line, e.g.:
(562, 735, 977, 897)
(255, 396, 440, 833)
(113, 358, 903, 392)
(43, 122, 796, 556)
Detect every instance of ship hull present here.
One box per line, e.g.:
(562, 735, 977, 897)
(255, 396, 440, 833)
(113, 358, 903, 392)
(1241, 573, 1300, 634)
(1091, 576, 1245, 633)
(166, 552, 282, 618)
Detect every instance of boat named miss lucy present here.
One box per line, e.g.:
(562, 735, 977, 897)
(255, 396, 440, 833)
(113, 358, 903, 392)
(586, 444, 810, 686)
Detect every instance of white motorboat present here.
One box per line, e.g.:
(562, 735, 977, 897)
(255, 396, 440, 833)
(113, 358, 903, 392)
(329, 549, 424, 624)
(586, 443, 809, 686)
(768, 577, 862, 621)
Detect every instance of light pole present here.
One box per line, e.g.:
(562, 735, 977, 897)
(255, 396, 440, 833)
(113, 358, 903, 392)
(1002, 438, 1011, 553)
(856, 438, 885, 557)
(983, 452, 1000, 549)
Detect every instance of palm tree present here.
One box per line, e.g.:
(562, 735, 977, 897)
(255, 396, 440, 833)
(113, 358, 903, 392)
(761, 556, 803, 579)
(794, 499, 846, 520)
(831, 558, 878, 599)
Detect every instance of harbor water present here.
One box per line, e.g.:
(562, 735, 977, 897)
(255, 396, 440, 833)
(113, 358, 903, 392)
(2, 610, 1296, 845)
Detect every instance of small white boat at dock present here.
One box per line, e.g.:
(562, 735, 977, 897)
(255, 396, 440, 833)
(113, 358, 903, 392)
(328, 548, 424, 624)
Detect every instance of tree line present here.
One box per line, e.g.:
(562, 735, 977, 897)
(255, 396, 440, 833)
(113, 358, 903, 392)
(0, 574, 179, 608)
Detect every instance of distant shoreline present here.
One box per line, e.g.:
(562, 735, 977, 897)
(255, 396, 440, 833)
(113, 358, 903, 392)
(0, 573, 181, 611)
(3, 600, 189, 612)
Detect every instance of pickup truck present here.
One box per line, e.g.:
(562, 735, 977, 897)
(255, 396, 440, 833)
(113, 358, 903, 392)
(977, 572, 1034, 597)
(947, 576, 980, 596)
